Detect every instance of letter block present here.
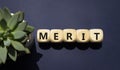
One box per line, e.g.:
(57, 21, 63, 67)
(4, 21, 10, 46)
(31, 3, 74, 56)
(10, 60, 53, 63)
(63, 29, 76, 42)
(50, 29, 63, 42)
(90, 29, 103, 42)
(77, 29, 90, 43)
(37, 29, 50, 42)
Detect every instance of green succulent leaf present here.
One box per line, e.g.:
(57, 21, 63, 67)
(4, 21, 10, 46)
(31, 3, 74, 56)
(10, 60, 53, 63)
(0, 19, 8, 31)
(12, 31, 26, 39)
(15, 21, 27, 31)
(2, 7, 12, 22)
(17, 11, 24, 23)
(0, 47, 7, 64)
(4, 38, 11, 46)
(7, 12, 20, 30)
(11, 40, 30, 53)
(25, 25, 34, 33)
(25, 48, 30, 54)
(21, 36, 28, 43)
(8, 47, 17, 61)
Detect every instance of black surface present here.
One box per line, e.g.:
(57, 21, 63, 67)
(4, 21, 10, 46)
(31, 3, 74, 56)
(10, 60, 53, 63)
(0, 0, 120, 70)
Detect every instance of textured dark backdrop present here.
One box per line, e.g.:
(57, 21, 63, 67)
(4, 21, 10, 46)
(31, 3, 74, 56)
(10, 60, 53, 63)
(0, 0, 120, 70)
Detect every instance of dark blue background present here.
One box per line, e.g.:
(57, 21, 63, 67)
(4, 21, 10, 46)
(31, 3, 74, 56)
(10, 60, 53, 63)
(0, 0, 120, 70)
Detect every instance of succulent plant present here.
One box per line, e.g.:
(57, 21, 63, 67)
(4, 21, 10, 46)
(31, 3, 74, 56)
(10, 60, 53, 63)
(0, 7, 34, 64)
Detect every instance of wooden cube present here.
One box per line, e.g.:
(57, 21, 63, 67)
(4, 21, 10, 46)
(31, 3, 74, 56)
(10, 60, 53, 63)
(37, 29, 50, 42)
(50, 29, 63, 42)
(63, 29, 76, 42)
(77, 29, 90, 43)
(90, 29, 103, 42)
